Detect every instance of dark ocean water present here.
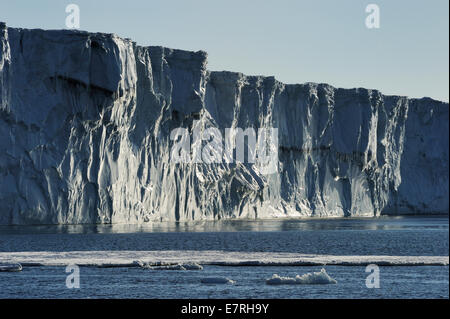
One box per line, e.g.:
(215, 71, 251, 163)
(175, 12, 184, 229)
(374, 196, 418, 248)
(0, 216, 448, 298)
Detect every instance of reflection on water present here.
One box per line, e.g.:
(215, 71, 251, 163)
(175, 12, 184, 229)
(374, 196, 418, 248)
(0, 216, 447, 256)
(0, 216, 447, 234)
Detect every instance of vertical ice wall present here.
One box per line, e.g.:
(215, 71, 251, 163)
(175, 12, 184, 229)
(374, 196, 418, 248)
(0, 24, 448, 224)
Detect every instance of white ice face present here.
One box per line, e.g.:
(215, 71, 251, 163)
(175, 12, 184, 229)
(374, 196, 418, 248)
(0, 23, 448, 225)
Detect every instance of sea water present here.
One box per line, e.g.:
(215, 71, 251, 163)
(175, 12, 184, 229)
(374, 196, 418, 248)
(0, 216, 448, 298)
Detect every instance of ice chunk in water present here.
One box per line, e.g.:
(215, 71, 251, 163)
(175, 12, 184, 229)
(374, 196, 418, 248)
(266, 268, 337, 285)
(201, 277, 235, 284)
(0, 263, 22, 272)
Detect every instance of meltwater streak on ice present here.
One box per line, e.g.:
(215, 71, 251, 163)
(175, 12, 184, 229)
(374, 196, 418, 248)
(0, 251, 448, 267)
(0, 23, 448, 224)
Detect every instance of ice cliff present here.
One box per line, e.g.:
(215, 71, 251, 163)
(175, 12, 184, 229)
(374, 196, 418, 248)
(0, 23, 448, 225)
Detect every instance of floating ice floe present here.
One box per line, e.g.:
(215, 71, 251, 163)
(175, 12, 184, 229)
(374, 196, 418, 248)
(201, 277, 235, 284)
(1, 251, 448, 267)
(266, 268, 337, 285)
(182, 263, 204, 270)
(0, 263, 22, 272)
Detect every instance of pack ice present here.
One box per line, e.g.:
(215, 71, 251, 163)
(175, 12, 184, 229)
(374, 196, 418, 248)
(0, 23, 448, 225)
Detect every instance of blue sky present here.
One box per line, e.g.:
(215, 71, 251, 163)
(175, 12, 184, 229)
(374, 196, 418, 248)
(1, 0, 448, 101)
